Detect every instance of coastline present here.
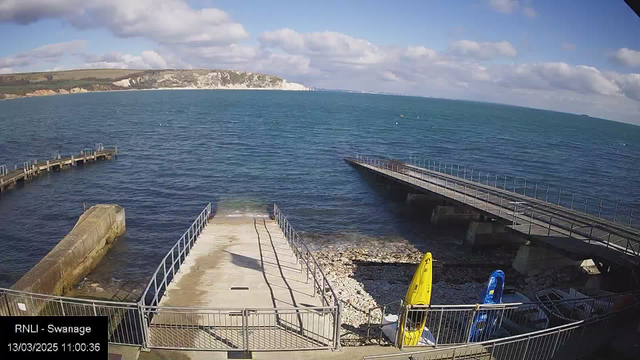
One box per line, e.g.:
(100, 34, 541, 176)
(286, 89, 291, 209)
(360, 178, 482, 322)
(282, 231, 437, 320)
(0, 85, 311, 102)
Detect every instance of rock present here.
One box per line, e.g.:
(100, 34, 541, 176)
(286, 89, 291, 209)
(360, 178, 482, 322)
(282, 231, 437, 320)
(527, 269, 542, 277)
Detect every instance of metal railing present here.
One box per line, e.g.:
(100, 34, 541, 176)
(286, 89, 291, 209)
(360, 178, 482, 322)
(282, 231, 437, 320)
(141, 203, 212, 307)
(273, 204, 342, 349)
(363, 300, 639, 360)
(406, 155, 640, 230)
(352, 156, 640, 262)
(366, 291, 633, 350)
(0, 204, 345, 352)
(0, 288, 144, 346)
(143, 304, 338, 351)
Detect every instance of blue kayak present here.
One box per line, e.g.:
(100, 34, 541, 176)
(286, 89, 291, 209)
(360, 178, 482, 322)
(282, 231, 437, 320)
(469, 270, 505, 342)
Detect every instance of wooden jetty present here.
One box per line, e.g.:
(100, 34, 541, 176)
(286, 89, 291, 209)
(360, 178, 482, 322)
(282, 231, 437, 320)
(0, 144, 117, 194)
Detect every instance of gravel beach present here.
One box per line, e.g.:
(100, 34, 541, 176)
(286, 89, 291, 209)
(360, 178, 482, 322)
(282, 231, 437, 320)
(307, 232, 590, 343)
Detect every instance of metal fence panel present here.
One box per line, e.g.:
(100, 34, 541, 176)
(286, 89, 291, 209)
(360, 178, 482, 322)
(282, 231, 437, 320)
(0, 288, 144, 346)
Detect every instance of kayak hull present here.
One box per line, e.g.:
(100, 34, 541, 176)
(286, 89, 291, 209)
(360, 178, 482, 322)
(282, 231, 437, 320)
(399, 252, 433, 346)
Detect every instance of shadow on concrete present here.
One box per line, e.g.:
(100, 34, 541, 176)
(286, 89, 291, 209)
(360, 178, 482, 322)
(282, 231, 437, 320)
(261, 219, 304, 330)
(225, 250, 263, 272)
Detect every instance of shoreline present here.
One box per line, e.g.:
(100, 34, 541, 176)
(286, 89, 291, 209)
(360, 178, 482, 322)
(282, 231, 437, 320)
(0, 85, 311, 102)
(310, 236, 589, 342)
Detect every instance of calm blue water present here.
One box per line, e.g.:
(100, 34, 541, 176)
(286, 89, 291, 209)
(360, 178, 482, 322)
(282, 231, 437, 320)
(0, 90, 639, 288)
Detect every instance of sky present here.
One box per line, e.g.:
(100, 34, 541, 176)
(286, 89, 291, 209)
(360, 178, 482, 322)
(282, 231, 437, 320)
(1, 0, 640, 124)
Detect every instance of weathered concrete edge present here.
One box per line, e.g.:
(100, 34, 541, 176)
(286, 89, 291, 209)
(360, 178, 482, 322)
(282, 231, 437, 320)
(11, 204, 126, 298)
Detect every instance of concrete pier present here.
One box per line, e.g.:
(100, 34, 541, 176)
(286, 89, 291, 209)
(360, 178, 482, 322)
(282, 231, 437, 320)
(147, 214, 336, 350)
(346, 156, 640, 271)
(158, 216, 322, 309)
(11, 204, 125, 306)
(511, 244, 582, 274)
(430, 205, 480, 226)
(465, 221, 526, 248)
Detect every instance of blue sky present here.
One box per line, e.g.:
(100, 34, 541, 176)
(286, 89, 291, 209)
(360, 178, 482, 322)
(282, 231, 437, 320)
(1, 0, 640, 123)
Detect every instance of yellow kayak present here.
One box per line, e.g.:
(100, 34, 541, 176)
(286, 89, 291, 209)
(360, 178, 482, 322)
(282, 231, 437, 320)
(398, 252, 432, 346)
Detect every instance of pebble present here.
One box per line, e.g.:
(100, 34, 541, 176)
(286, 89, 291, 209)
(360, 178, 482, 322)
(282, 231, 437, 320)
(312, 240, 589, 343)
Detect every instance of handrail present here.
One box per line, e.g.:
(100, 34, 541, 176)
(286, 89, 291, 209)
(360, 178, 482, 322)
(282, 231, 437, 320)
(273, 204, 339, 308)
(402, 160, 640, 243)
(369, 289, 639, 312)
(404, 160, 640, 255)
(351, 156, 640, 262)
(402, 161, 640, 246)
(273, 204, 342, 350)
(406, 155, 640, 231)
(363, 301, 640, 359)
(0, 287, 137, 306)
(140, 203, 212, 306)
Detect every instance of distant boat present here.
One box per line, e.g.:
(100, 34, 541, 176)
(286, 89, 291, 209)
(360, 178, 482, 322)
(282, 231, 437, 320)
(500, 288, 549, 334)
(581, 114, 590, 117)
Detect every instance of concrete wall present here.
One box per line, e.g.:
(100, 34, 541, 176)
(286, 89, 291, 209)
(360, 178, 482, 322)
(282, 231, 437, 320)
(512, 244, 581, 275)
(465, 221, 527, 248)
(12, 204, 125, 297)
(430, 205, 481, 226)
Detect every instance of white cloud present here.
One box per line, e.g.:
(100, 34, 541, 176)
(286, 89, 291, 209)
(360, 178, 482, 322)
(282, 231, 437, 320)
(259, 29, 390, 66)
(83, 50, 172, 69)
(141, 50, 168, 68)
(489, 0, 519, 14)
(523, 6, 537, 18)
(24, 40, 87, 59)
(488, 0, 538, 18)
(0, 0, 248, 45)
(495, 62, 621, 97)
(614, 48, 640, 67)
(403, 46, 437, 60)
(0, 67, 14, 74)
(449, 40, 517, 60)
(609, 73, 640, 101)
(562, 43, 576, 51)
(0, 40, 86, 69)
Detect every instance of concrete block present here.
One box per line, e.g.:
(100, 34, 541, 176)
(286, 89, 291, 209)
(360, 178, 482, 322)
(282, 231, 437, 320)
(465, 221, 527, 248)
(512, 244, 581, 275)
(406, 193, 441, 205)
(430, 205, 480, 226)
(11, 204, 125, 313)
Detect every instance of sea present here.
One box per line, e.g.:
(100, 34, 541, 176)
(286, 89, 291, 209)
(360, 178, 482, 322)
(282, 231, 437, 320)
(0, 89, 639, 289)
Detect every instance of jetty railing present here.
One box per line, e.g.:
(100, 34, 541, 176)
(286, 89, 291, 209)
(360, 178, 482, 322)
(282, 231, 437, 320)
(141, 203, 212, 307)
(273, 203, 342, 350)
(352, 156, 640, 262)
(406, 155, 640, 230)
(0, 288, 144, 346)
(1, 145, 118, 194)
(367, 290, 633, 350)
(363, 301, 639, 360)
